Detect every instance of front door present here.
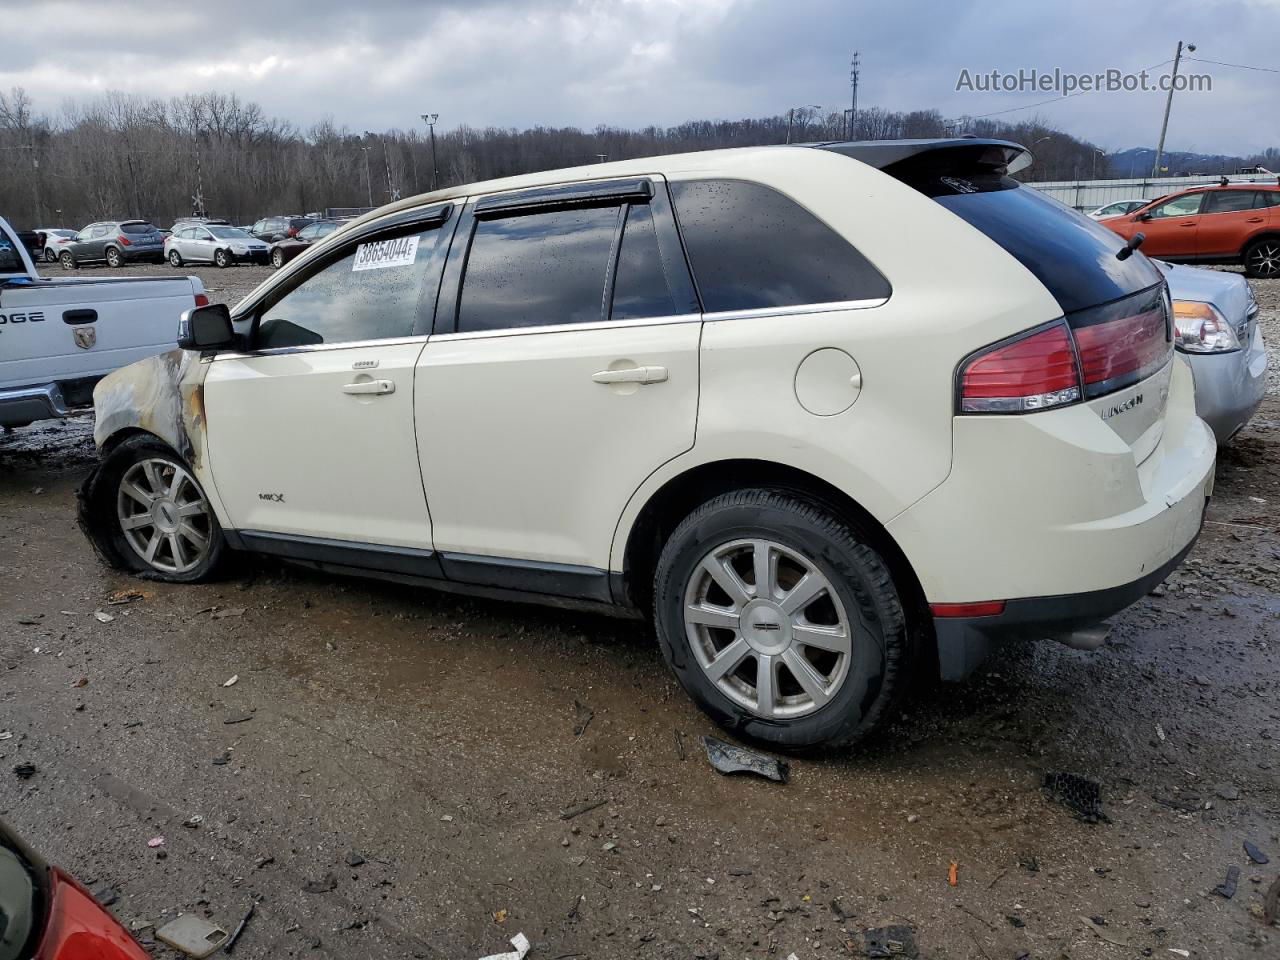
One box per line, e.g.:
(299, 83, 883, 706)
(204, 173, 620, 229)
(203, 207, 456, 554)
(415, 179, 702, 596)
(1136, 191, 1204, 257)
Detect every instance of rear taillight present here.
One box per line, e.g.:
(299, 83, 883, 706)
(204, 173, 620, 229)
(34, 868, 150, 960)
(117, 235, 130, 246)
(959, 321, 1081, 413)
(194, 293, 210, 307)
(958, 285, 1171, 415)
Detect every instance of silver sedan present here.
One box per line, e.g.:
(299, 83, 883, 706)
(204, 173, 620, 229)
(1161, 261, 1268, 443)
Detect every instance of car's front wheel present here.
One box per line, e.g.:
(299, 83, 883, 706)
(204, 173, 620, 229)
(168, 249, 183, 267)
(653, 489, 908, 751)
(1244, 237, 1280, 279)
(93, 437, 224, 582)
(214, 249, 230, 268)
(105, 246, 123, 268)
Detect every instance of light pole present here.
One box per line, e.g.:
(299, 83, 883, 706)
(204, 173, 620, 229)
(421, 113, 439, 191)
(1152, 40, 1195, 178)
(1092, 148, 1107, 181)
(360, 145, 372, 207)
(367, 130, 398, 201)
(786, 104, 822, 144)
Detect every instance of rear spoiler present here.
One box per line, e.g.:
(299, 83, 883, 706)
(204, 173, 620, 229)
(810, 138, 1033, 178)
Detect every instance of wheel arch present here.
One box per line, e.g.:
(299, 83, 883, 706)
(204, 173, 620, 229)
(1243, 230, 1280, 255)
(616, 458, 932, 655)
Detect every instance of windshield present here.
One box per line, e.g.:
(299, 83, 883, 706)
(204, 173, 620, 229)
(209, 227, 250, 239)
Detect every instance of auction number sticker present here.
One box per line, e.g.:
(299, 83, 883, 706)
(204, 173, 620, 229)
(352, 236, 420, 272)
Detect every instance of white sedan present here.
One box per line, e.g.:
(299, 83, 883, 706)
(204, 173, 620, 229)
(166, 225, 270, 268)
(1088, 198, 1150, 219)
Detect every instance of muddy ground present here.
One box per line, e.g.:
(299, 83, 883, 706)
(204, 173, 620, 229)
(2, 262, 1279, 960)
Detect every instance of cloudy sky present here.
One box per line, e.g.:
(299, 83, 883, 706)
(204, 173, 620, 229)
(8, 0, 1279, 155)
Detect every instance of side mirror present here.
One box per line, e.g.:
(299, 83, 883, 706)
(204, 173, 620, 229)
(1136, 212, 1153, 222)
(178, 303, 237, 351)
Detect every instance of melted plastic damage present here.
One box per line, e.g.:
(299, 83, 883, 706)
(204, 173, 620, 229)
(77, 350, 209, 569)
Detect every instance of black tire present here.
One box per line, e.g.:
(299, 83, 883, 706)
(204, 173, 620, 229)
(168, 249, 183, 267)
(59, 251, 77, 270)
(43, 247, 57, 263)
(83, 435, 225, 583)
(214, 249, 230, 268)
(653, 488, 908, 751)
(105, 246, 123, 268)
(271, 248, 285, 269)
(1243, 237, 1280, 279)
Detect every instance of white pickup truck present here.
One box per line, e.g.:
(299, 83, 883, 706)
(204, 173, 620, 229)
(0, 215, 207, 428)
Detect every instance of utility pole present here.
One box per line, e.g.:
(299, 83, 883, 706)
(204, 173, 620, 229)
(1152, 40, 1195, 179)
(421, 114, 439, 191)
(849, 51, 860, 140)
(360, 145, 373, 207)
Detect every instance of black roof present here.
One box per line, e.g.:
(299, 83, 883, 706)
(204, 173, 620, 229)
(808, 138, 1032, 175)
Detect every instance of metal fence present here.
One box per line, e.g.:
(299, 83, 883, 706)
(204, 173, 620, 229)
(1029, 172, 1280, 212)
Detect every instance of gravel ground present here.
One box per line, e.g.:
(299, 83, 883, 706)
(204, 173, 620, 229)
(1, 267, 1278, 959)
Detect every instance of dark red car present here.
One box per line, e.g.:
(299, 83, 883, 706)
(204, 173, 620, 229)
(269, 220, 342, 268)
(1101, 182, 1280, 278)
(0, 818, 148, 960)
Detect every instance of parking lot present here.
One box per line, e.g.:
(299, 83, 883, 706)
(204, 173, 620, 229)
(3, 262, 1279, 959)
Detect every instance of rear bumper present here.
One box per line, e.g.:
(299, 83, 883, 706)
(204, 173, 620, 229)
(121, 247, 165, 263)
(931, 508, 1204, 679)
(1187, 323, 1268, 443)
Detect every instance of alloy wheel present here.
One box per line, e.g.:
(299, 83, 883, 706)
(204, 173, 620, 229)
(116, 458, 213, 574)
(106, 248, 121, 267)
(683, 538, 855, 720)
(1249, 241, 1280, 278)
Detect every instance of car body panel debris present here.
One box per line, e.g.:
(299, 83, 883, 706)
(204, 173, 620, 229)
(862, 923, 918, 958)
(1243, 840, 1270, 864)
(702, 736, 789, 783)
(478, 931, 530, 960)
(155, 914, 228, 958)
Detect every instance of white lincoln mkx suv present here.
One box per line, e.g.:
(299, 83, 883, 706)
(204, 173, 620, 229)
(81, 139, 1216, 749)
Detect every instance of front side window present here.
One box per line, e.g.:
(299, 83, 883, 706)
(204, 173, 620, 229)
(1149, 193, 1205, 218)
(1203, 191, 1262, 214)
(458, 205, 620, 333)
(670, 179, 890, 312)
(256, 222, 445, 349)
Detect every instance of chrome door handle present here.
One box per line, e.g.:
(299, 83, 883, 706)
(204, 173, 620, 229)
(342, 379, 395, 395)
(592, 365, 668, 385)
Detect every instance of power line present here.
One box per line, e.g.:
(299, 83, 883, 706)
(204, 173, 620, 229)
(1184, 56, 1280, 75)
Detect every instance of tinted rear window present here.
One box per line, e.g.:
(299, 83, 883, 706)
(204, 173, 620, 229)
(912, 174, 1162, 313)
(670, 179, 891, 313)
(121, 222, 158, 234)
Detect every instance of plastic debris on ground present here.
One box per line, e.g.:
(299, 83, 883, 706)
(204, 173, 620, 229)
(478, 932, 530, 960)
(702, 735, 789, 783)
(1213, 864, 1240, 899)
(1043, 772, 1109, 823)
(1243, 839, 1270, 864)
(862, 923, 918, 958)
(155, 914, 228, 959)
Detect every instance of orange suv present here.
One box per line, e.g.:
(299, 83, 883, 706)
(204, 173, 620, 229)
(1101, 183, 1280, 278)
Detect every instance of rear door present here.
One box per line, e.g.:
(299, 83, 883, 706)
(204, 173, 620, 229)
(1137, 192, 1204, 257)
(414, 178, 701, 595)
(1197, 190, 1267, 257)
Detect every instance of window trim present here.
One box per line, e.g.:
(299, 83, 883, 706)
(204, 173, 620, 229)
(434, 177, 699, 337)
(474, 178, 653, 218)
(1201, 190, 1262, 216)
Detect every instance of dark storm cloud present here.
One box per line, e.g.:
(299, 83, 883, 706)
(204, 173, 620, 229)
(6, 0, 1277, 153)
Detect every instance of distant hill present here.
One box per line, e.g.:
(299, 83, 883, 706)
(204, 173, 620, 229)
(1108, 146, 1248, 178)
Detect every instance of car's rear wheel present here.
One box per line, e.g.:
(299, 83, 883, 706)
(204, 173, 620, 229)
(271, 248, 285, 269)
(1244, 237, 1280, 279)
(653, 488, 908, 751)
(168, 249, 183, 267)
(214, 249, 230, 268)
(105, 246, 122, 268)
(59, 251, 76, 270)
(44, 248, 57, 263)
(93, 436, 224, 582)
